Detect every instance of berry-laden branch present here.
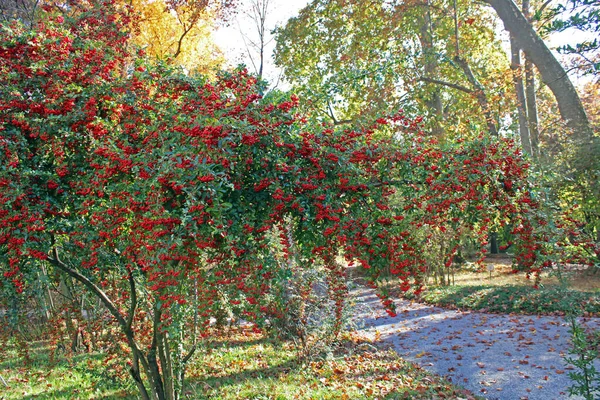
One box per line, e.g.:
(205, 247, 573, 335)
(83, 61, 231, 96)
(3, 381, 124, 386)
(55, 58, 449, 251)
(1, 2, 596, 399)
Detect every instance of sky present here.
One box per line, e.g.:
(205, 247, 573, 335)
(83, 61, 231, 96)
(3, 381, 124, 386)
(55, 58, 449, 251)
(212, 0, 310, 89)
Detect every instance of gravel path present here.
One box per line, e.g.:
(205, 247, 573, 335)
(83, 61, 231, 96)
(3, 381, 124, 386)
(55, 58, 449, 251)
(351, 287, 600, 400)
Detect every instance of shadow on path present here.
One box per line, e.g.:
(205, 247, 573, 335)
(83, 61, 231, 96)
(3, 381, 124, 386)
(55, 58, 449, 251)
(351, 287, 600, 400)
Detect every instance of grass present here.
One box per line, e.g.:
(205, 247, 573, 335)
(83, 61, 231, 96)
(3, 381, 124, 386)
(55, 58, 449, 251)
(448, 256, 600, 292)
(0, 327, 478, 399)
(0, 340, 132, 399)
(397, 257, 600, 316)
(405, 284, 600, 315)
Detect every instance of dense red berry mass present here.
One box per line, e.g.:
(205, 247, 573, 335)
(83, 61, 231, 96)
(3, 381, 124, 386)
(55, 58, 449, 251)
(1, 1, 597, 399)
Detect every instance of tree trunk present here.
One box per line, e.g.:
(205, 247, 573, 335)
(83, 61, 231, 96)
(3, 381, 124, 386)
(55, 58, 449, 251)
(483, 0, 593, 144)
(510, 34, 532, 155)
(418, 11, 444, 137)
(522, 0, 540, 161)
(524, 57, 540, 160)
(454, 56, 499, 136)
(48, 247, 154, 400)
(38, 264, 55, 322)
(490, 232, 499, 254)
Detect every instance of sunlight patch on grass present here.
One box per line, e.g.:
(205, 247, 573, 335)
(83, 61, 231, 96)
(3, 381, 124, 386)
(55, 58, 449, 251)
(1, 328, 478, 400)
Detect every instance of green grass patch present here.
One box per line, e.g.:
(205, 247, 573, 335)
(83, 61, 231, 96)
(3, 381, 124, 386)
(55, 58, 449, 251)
(405, 285, 600, 316)
(0, 340, 132, 399)
(185, 328, 477, 399)
(1, 328, 478, 399)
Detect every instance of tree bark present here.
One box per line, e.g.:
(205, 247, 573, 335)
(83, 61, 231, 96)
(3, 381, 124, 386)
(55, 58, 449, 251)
(524, 57, 540, 160)
(418, 9, 445, 137)
(490, 231, 499, 254)
(47, 240, 152, 400)
(522, 0, 540, 161)
(510, 34, 532, 155)
(483, 0, 593, 143)
(454, 56, 499, 136)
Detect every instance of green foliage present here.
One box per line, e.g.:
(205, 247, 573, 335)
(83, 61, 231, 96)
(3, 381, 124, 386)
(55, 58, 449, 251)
(0, 339, 133, 399)
(274, 0, 512, 136)
(564, 313, 600, 400)
(541, 0, 599, 76)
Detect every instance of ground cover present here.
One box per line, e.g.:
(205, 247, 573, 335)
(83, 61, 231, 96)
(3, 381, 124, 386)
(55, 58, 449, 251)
(397, 257, 600, 316)
(0, 327, 477, 399)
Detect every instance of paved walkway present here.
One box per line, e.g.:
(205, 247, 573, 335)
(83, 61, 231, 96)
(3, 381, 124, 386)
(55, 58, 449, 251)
(352, 287, 600, 400)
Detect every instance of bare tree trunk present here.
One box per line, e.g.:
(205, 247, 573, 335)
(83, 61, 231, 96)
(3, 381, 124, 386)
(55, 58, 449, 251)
(148, 306, 166, 400)
(522, 0, 540, 160)
(158, 331, 175, 400)
(524, 58, 540, 159)
(418, 6, 444, 137)
(510, 34, 532, 155)
(38, 264, 54, 322)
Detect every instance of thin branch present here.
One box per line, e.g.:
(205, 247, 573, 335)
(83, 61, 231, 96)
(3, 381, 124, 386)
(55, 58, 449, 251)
(454, 56, 499, 136)
(418, 77, 473, 93)
(334, 119, 354, 126)
(327, 100, 338, 124)
(127, 269, 137, 330)
(47, 253, 128, 332)
(172, 23, 194, 60)
(453, 0, 460, 56)
(182, 345, 197, 364)
(237, 18, 259, 74)
(537, 0, 553, 16)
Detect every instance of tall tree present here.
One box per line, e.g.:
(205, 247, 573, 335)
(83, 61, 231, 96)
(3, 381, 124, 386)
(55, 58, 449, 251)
(510, 33, 533, 156)
(521, 0, 540, 159)
(418, 2, 445, 136)
(483, 0, 594, 144)
(275, 0, 512, 136)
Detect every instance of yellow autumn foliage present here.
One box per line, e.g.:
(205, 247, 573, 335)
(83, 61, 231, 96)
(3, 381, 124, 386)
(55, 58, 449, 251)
(129, 0, 224, 74)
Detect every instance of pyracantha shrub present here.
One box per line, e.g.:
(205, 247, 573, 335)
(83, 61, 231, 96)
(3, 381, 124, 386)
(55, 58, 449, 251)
(2, 1, 596, 399)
